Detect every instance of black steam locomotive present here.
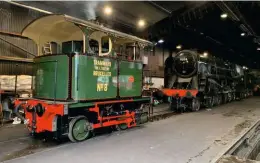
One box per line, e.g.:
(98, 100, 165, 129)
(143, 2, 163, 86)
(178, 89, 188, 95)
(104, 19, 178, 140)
(162, 50, 251, 112)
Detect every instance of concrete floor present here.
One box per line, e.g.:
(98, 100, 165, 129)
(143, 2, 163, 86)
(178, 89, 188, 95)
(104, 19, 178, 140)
(2, 97, 260, 163)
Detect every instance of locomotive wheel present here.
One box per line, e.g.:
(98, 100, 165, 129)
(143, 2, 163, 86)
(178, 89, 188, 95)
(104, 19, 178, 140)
(140, 113, 148, 124)
(117, 123, 128, 130)
(68, 116, 91, 143)
(170, 98, 178, 112)
(232, 93, 236, 101)
(228, 93, 232, 102)
(212, 96, 218, 106)
(217, 95, 222, 105)
(206, 97, 213, 108)
(223, 94, 228, 103)
(191, 98, 200, 112)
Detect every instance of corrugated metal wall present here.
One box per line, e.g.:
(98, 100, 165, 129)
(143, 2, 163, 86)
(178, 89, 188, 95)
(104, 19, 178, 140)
(144, 47, 174, 78)
(0, 2, 44, 33)
(0, 2, 45, 75)
(0, 35, 36, 58)
(0, 61, 33, 75)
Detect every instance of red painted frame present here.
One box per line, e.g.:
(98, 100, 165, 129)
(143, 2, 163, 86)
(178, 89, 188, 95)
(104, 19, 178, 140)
(161, 88, 198, 97)
(15, 98, 138, 134)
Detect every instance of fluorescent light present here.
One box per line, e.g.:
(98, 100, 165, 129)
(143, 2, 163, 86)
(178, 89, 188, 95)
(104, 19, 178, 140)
(241, 33, 245, 36)
(158, 39, 164, 43)
(220, 13, 228, 19)
(104, 6, 112, 15)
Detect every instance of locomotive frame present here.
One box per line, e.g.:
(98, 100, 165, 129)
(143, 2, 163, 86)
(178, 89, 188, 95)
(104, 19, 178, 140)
(14, 14, 153, 142)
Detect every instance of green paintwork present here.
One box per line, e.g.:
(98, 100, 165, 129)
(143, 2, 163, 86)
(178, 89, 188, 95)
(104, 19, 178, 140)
(119, 61, 143, 97)
(72, 119, 90, 141)
(33, 55, 69, 100)
(72, 55, 118, 100)
(69, 102, 95, 108)
(32, 54, 144, 102)
(133, 97, 150, 102)
(186, 91, 192, 97)
(118, 123, 128, 130)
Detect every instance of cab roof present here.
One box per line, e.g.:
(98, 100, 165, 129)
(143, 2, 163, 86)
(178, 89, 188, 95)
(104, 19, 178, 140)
(22, 14, 153, 46)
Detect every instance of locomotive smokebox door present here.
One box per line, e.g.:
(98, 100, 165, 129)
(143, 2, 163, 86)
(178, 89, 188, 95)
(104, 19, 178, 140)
(174, 50, 198, 78)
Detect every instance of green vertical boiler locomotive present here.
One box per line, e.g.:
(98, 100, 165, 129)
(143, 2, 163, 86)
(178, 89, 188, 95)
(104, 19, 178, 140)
(15, 15, 152, 142)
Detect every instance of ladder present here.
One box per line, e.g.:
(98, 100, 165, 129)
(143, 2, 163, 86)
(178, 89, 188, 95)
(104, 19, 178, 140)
(43, 42, 52, 55)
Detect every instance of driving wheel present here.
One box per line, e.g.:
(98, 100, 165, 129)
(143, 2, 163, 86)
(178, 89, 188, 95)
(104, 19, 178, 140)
(68, 116, 91, 142)
(191, 98, 200, 112)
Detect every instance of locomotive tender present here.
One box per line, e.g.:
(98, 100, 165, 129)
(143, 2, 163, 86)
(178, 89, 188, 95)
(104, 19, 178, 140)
(163, 50, 250, 112)
(14, 14, 152, 142)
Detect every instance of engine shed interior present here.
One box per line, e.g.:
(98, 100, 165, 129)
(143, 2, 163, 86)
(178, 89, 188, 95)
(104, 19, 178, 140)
(0, 1, 260, 163)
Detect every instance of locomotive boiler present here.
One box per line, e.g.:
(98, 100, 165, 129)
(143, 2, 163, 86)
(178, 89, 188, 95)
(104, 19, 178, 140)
(163, 50, 246, 112)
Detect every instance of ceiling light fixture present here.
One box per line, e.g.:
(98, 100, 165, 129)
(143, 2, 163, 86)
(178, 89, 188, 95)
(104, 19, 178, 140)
(104, 6, 112, 15)
(241, 33, 245, 36)
(158, 39, 164, 43)
(138, 19, 146, 27)
(243, 66, 248, 70)
(220, 13, 228, 19)
(257, 47, 260, 51)
(176, 45, 182, 49)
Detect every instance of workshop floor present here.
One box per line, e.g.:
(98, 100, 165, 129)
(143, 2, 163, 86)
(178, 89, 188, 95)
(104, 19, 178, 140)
(1, 97, 260, 163)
